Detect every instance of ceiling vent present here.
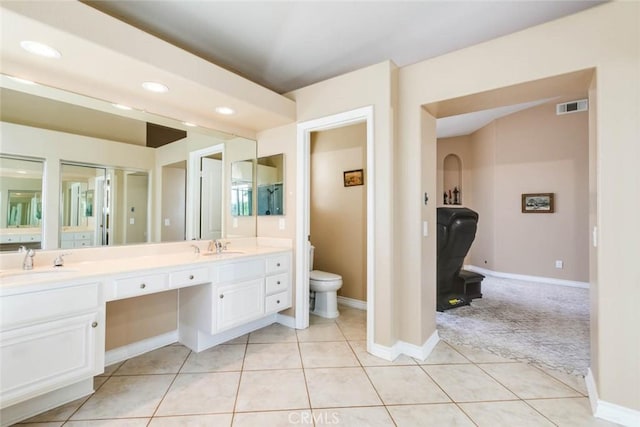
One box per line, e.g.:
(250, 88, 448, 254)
(556, 99, 588, 115)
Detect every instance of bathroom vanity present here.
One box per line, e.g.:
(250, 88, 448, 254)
(0, 241, 292, 425)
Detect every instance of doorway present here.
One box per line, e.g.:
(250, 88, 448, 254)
(295, 106, 375, 351)
(186, 144, 224, 240)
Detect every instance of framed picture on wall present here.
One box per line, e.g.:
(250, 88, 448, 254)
(522, 193, 555, 213)
(343, 169, 364, 187)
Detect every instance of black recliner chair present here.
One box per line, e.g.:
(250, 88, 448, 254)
(437, 207, 484, 311)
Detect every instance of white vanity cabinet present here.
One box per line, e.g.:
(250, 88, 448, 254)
(178, 250, 292, 351)
(0, 283, 105, 410)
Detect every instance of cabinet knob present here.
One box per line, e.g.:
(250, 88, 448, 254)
(219, 294, 224, 299)
(140, 283, 146, 289)
(277, 281, 281, 285)
(276, 263, 281, 267)
(91, 321, 98, 328)
(189, 275, 194, 280)
(277, 300, 281, 304)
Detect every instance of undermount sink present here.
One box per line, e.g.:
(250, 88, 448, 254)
(201, 250, 245, 256)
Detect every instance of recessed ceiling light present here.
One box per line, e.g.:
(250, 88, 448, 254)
(112, 103, 133, 111)
(16, 170, 27, 174)
(20, 41, 61, 59)
(215, 106, 236, 116)
(183, 122, 197, 127)
(7, 76, 36, 85)
(142, 81, 169, 93)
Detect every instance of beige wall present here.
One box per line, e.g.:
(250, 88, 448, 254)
(310, 123, 367, 301)
(399, 1, 639, 411)
(439, 101, 589, 282)
(288, 61, 397, 346)
(161, 163, 186, 242)
(437, 135, 472, 207)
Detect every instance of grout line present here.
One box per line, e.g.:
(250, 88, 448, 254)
(146, 347, 193, 424)
(229, 341, 249, 426)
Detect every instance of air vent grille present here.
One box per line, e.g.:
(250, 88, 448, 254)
(556, 99, 588, 115)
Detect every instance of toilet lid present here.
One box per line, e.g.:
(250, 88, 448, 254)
(310, 270, 342, 281)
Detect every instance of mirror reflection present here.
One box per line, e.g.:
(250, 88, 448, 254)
(1, 74, 257, 249)
(60, 163, 149, 249)
(0, 156, 44, 250)
(257, 154, 285, 216)
(231, 159, 254, 217)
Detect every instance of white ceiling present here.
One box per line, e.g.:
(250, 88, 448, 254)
(85, 1, 604, 94)
(1, 1, 603, 139)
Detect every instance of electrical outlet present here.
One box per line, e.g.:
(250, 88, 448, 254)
(164, 218, 170, 226)
(555, 260, 564, 269)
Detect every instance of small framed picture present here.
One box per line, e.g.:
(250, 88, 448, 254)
(522, 193, 555, 213)
(343, 169, 364, 187)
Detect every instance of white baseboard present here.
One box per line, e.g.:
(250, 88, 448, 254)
(465, 265, 589, 289)
(105, 330, 178, 366)
(276, 313, 296, 328)
(585, 368, 640, 426)
(367, 330, 440, 362)
(337, 296, 367, 311)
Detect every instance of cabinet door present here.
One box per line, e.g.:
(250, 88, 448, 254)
(215, 279, 264, 332)
(0, 311, 101, 409)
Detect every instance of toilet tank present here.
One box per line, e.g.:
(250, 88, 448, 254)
(309, 245, 315, 271)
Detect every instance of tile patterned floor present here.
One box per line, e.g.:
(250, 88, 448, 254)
(17, 306, 619, 426)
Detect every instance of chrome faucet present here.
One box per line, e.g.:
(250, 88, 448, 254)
(21, 247, 35, 270)
(209, 239, 228, 254)
(190, 244, 200, 254)
(53, 252, 71, 267)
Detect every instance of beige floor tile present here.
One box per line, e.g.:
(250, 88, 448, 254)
(149, 414, 233, 426)
(387, 403, 476, 427)
(299, 341, 359, 368)
(71, 375, 174, 420)
(64, 420, 150, 427)
(100, 361, 124, 377)
(450, 344, 518, 363)
(365, 366, 451, 405)
(479, 363, 582, 399)
(305, 367, 382, 408)
(296, 322, 346, 342)
(248, 323, 297, 343)
(94, 376, 108, 391)
(313, 406, 395, 426)
(226, 334, 249, 344)
(527, 397, 622, 426)
(459, 401, 555, 426)
(310, 313, 336, 325)
(155, 372, 240, 416)
(16, 422, 63, 427)
(336, 306, 367, 320)
(235, 369, 309, 412)
(113, 345, 190, 375)
(349, 340, 416, 366)
(538, 366, 588, 396)
(336, 321, 367, 340)
(232, 410, 311, 427)
(180, 344, 245, 373)
(23, 395, 89, 422)
(423, 364, 517, 402)
(417, 341, 471, 365)
(243, 342, 302, 370)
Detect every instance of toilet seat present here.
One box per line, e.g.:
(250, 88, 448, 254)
(310, 270, 341, 281)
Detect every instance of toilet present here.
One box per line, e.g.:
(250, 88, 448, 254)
(309, 245, 343, 318)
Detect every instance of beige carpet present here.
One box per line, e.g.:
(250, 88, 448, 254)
(436, 275, 589, 376)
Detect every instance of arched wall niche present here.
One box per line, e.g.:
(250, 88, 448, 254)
(443, 153, 462, 205)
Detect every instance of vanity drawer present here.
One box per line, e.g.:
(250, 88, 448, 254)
(265, 273, 289, 295)
(215, 258, 265, 284)
(114, 273, 167, 299)
(1, 283, 100, 329)
(0, 235, 21, 244)
(169, 267, 209, 289)
(19, 234, 41, 243)
(265, 291, 290, 314)
(265, 254, 289, 274)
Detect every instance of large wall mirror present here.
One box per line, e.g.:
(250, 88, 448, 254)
(257, 154, 285, 216)
(0, 155, 44, 251)
(1, 74, 256, 250)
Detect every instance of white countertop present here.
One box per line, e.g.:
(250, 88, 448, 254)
(0, 239, 292, 295)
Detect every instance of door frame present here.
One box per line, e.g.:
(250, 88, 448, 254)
(186, 144, 225, 240)
(295, 106, 375, 349)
